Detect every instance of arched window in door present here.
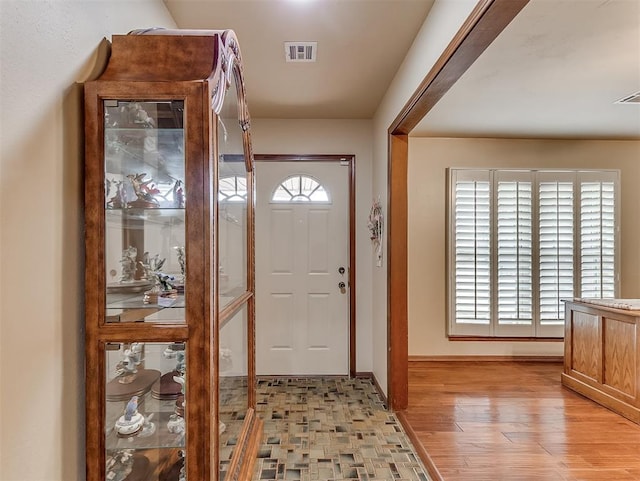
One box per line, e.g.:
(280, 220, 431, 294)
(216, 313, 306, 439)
(271, 174, 330, 203)
(219, 175, 247, 202)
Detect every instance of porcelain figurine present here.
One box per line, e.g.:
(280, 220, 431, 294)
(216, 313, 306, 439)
(115, 395, 144, 436)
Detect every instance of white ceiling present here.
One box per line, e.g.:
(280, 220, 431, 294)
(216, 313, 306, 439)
(164, 0, 640, 139)
(414, 0, 640, 139)
(164, 0, 435, 119)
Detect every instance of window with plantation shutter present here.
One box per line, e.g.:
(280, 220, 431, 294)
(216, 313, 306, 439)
(496, 174, 532, 332)
(453, 173, 491, 328)
(448, 169, 619, 338)
(580, 174, 616, 298)
(538, 175, 574, 326)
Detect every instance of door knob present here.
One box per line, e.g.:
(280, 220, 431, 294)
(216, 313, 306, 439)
(338, 281, 346, 294)
(338, 266, 345, 275)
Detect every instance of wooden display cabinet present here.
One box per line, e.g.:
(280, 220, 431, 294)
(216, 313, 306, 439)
(84, 29, 261, 481)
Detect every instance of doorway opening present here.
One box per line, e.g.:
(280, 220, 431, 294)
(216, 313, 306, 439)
(386, 0, 530, 410)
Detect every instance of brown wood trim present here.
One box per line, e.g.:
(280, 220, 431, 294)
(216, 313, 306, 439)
(101, 34, 220, 81)
(396, 410, 445, 481)
(219, 291, 253, 328)
(247, 167, 257, 409)
(84, 82, 106, 481)
(209, 97, 219, 481)
(255, 154, 351, 162)
(254, 154, 357, 376)
(409, 355, 564, 363)
(225, 407, 264, 481)
(238, 416, 264, 480)
(386, 0, 531, 412)
(387, 134, 408, 411)
(92, 325, 190, 342)
(389, 0, 530, 135)
(448, 336, 564, 342)
(84, 335, 104, 481)
(349, 156, 357, 378)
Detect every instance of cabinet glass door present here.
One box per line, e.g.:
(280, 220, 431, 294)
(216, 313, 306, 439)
(105, 341, 187, 480)
(103, 100, 186, 324)
(217, 88, 248, 310)
(216, 69, 252, 478)
(218, 304, 249, 477)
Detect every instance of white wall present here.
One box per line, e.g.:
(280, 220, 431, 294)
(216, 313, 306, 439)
(370, 0, 478, 395)
(251, 119, 374, 372)
(0, 1, 176, 480)
(408, 137, 640, 356)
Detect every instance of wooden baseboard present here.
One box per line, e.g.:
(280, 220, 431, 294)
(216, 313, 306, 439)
(409, 355, 563, 363)
(396, 410, 445, 481)
(355, 371, 388, 408)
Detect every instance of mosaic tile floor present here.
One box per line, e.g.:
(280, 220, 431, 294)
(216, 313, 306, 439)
(252, 377, 432, 481)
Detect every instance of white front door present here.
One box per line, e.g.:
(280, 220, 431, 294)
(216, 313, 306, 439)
(255, 161, 349, 375)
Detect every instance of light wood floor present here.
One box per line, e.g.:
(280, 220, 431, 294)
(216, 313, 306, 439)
(401, 361, 640, 481)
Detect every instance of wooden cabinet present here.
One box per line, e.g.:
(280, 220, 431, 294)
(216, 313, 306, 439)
(84, 29, 261, 481)
(563, 300, 640, 423)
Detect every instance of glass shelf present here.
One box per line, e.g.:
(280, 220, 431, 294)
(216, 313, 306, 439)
(105, 409, 185, 451)
(105, 342, 187, 451)
(105, 208, 185, 216)
(105, 202, 185, 323)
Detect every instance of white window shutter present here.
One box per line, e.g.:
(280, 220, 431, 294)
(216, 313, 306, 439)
(538, 178, 574, 324)
(579, 174, 617, 298)
(453, 178, 491, 325)
(496, 176, 533, 326)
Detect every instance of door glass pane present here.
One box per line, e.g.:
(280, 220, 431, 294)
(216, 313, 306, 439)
(104, 100, 186, 323)
(105, 341, 187, 480)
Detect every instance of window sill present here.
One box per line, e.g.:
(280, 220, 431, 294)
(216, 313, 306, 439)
(448, 336, 563, 342)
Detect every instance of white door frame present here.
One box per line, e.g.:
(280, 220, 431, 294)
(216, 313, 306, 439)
(254, 154, 356, 377)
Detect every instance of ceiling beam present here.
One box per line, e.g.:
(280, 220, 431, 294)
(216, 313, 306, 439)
(389, 0, 530, 135)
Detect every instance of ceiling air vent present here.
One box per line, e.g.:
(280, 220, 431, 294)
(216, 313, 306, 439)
(615, 91, 640, 104)
(284, 42, 317, 62)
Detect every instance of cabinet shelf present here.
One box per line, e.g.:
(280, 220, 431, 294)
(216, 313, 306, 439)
(105, 410, 186, 451)
(107, 293, 185, 309)
(106, 293, 185, 324)
(105, 208, 185, 222)
(106, 208, 185, 214)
